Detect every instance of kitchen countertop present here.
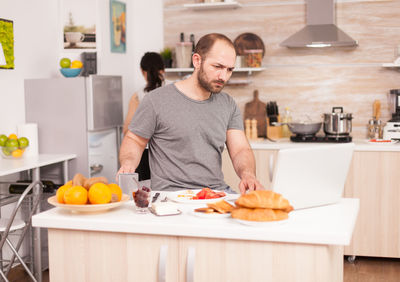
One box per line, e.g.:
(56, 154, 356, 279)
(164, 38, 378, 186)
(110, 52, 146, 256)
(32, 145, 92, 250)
(0, 154, 77, 176)
(249, 138, 400, 152)
(32, 193, 359, 246)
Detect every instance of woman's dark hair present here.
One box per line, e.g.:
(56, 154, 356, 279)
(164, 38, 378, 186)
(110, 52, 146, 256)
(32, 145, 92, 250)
(140, 52, 165, 92)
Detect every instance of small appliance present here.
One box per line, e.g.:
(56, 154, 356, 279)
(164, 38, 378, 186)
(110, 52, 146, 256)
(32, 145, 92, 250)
(383, 89, 400, 140)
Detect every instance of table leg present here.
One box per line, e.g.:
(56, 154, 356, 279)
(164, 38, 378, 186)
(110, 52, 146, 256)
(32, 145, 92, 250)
(62, 160, 69, 183)
(32, 167, 42, 282)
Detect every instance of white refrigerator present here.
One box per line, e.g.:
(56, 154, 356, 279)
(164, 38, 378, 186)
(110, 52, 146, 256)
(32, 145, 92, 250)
(24, 75, 123, 183)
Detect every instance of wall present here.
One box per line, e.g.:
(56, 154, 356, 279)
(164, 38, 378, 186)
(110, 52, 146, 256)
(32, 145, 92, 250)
(164, 0, 400, 138)
(0, 0, 164, 135)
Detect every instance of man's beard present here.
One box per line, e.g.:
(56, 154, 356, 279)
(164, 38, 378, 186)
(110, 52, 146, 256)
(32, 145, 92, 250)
(197, 64, 226, 94)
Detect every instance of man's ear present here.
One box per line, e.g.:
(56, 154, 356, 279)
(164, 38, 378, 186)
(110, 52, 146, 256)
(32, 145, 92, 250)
(192, 53, 202, 69)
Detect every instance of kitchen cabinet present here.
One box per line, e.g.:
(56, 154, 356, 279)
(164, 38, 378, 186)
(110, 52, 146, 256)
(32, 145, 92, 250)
(35, 196, 357, 282)
(222, 143, 400, 258)
(344, 151, 400, 258)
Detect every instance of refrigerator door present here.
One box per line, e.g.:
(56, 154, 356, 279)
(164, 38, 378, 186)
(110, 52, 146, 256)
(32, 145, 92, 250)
(86, 75, 123, 131)
(88, 128, 119, 181)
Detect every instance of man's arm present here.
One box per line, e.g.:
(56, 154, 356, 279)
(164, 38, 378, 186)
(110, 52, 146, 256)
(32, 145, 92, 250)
(116, 131, 149, 180)
(225, 129, 263, 194)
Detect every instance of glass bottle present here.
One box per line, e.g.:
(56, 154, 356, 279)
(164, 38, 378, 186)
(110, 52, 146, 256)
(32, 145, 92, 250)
(281, 107, 292, 138)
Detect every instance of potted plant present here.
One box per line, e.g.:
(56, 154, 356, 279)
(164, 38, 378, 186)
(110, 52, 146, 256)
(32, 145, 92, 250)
(160, 47, 173, 68)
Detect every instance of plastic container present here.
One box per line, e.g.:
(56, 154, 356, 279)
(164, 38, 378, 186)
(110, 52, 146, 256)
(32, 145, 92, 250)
(175, 42, 193, 68)
(244, 49, 263, 68)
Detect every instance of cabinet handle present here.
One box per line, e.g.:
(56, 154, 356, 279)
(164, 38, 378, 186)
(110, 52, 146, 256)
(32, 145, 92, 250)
(269, 154, 274, 183)
(186, 247, 196, 282)
(158, 245, 168, 282)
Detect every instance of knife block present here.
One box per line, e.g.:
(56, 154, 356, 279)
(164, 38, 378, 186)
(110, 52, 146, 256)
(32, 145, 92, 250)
(266, 115, 282, 140)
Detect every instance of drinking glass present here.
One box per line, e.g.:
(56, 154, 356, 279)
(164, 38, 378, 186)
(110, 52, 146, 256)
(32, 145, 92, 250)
(133, 186, 152, 214)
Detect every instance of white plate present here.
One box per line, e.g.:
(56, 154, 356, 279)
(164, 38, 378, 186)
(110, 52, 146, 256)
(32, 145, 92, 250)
(367, 139, 399, 144)
(190, 211, 231, 219)
(167, 189, 227, 204)
(48, 194, 129, 213)
(233, 217, 290, 227)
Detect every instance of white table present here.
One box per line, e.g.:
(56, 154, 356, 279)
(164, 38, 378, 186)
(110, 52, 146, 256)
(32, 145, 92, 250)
(0, 154, 76, 282)
(33, 196, 359, 282)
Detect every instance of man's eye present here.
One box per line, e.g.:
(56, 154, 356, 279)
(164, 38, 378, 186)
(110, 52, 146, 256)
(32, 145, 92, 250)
(227, 68, 234, 72)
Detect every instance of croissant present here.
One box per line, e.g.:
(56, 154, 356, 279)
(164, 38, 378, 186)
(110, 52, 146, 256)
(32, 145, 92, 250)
(235, 190, 292, 210)
(231, 207, 289, 222)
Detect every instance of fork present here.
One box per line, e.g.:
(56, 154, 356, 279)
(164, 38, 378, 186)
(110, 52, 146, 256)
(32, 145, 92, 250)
(161, 196, 168, 202)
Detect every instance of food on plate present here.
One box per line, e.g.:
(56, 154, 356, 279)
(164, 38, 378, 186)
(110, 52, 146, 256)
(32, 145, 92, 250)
(151, 202, 180, 216)
(192, 187, 226, 200)
(194, 207, 216, 213)
(83, 176, 108, 190)
(231, 208, 289, 222)
(56, 174, 123, 205)
(194, 200, 234, 214)
(108, 183, 123, 202)
(63, 185, 88, 205)
(207, 200, 234, 214)
(88, 183, 112, 204)
(235, 190, 293, 211)
(133, 186, 151, 208)
(232, 190, 293, 222)
(56, 182, 73, 204)
(72, 173, 87, 187)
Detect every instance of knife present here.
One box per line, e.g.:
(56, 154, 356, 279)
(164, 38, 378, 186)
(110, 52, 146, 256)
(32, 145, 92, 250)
(152, 192, 160, 203)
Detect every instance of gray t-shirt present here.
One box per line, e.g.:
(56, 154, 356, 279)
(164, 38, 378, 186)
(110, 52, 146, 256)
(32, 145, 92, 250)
(129, 83, 244, 191)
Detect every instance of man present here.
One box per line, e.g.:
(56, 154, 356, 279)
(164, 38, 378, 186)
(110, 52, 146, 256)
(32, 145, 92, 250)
(118, 33, 263, 194)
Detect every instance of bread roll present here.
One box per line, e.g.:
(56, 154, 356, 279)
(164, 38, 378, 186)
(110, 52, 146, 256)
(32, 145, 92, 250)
(235, 190, 291, 210)
(231, 207, 288, 222)
(83, 176, 108, 190)
(72, 173, 87, 187)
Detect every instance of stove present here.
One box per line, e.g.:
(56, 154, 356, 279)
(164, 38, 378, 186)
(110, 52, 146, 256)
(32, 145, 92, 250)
(290, 134, 352, 143)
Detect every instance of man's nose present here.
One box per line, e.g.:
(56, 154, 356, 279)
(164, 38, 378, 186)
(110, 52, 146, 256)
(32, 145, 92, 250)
(218, 69, 229, 81)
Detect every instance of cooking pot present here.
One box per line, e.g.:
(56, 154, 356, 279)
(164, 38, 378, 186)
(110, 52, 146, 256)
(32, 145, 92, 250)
(274, 121, 322, 135)
(323, 107, 352, 136)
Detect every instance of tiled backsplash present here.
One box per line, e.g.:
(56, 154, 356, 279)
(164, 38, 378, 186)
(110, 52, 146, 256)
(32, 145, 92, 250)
(164, 0, 400, 138)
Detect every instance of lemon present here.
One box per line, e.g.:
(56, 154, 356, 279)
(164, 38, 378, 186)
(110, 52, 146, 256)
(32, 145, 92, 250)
(71, 60, 83, 69)
(8, 134, 17, 140)
(11, 149, 24, 158)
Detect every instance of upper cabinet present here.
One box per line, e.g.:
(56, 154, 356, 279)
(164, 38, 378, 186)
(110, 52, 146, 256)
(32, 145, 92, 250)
(183, 1, 242, 10)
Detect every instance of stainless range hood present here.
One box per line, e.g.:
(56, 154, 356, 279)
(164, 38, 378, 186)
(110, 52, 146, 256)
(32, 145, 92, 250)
(280, 0, 358, 48)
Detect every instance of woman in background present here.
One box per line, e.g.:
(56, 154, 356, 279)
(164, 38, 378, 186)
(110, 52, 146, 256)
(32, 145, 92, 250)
(123, 52, 166, 134)
(122, 52, 166, 180)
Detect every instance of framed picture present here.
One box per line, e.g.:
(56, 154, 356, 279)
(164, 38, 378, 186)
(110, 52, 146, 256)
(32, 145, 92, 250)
(62, 0, 96, 49)
(110, 0, 126, 53)
(0, 18, 14, 69)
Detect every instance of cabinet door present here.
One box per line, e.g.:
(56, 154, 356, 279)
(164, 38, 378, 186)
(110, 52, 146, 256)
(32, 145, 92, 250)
(222, 149, 278, 191)
(344, 151, 400, 257)
(178, 236, 342, 282)
(48, 230, 179, 282)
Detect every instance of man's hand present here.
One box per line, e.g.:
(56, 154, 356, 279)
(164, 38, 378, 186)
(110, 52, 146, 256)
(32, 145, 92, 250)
(238, 171, 264, 194)
(116, 131, 148, 182)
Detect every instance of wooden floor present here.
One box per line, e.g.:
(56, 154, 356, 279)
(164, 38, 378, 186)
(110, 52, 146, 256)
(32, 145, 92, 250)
(5, 256, 400, 281)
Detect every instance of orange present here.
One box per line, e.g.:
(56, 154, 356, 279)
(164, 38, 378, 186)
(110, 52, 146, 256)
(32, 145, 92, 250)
(108, 183, 122, 202)
(63, 186, 88, 205)
(71, 60, 83, 69)
(56, 182, 73, 203)
(11, 149, 23, 158)
(88, 183, 112, 204)
(8, 134, 17, 140)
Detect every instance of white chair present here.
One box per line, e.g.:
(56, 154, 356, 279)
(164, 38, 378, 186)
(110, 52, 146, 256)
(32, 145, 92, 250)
(0, 181, 42, 282)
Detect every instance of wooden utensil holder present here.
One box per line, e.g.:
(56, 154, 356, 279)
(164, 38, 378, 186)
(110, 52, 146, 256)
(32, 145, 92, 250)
(266, 115, 282, 140)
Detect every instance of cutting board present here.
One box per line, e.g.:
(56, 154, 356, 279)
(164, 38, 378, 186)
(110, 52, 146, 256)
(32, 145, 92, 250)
(244, 90, 266, 137)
